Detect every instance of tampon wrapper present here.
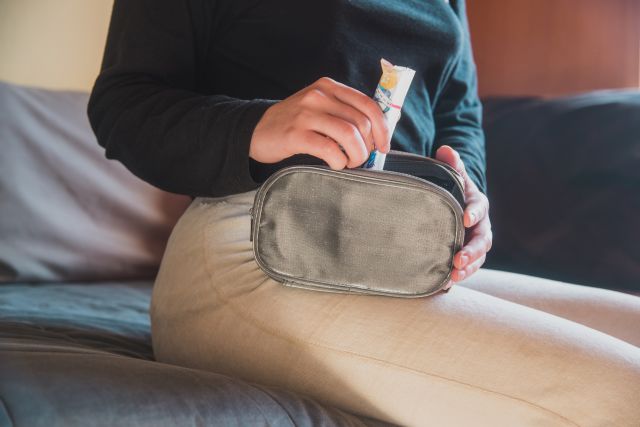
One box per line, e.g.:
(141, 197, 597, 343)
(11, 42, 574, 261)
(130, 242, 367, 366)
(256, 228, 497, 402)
(362, 58, 415, 170)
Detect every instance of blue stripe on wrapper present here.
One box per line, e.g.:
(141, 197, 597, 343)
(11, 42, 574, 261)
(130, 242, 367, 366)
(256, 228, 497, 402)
(364, 151, 378, 168)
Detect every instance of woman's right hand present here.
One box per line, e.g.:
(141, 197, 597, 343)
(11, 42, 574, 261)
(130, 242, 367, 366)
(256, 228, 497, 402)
(249, 77, 391, 169)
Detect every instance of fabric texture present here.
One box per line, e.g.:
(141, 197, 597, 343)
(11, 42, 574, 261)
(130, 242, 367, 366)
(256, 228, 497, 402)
(0, 281, 393, 427)
(481, 91, 640, 291)
(88, 0, 486, 197)
(151, 191, 640, 427)
(0, 81, 191, 283)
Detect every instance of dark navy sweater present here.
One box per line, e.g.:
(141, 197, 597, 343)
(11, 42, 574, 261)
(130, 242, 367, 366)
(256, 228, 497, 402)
(88, 0, 486, 197)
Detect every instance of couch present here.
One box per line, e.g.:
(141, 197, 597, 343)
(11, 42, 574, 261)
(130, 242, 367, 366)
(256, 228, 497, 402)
(482, 92, 640, 292)
(0, 81, 393, 426)
(1, 80, 638, 426)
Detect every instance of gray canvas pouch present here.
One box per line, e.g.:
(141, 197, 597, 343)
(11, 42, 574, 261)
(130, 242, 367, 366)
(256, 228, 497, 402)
(249, 150, 465, 297)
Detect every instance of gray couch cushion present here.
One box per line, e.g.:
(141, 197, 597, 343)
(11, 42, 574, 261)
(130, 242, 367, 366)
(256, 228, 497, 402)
(0, 81, 191, 283)
(0, 281, 154, 359)
(0, 282, 394, 426)
(1, 344, 388, 427)
(482, 90, 640, 291)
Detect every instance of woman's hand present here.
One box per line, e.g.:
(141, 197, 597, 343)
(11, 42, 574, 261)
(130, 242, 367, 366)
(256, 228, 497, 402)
(250, 77, 391, 169)
(435, 145, 492, 290)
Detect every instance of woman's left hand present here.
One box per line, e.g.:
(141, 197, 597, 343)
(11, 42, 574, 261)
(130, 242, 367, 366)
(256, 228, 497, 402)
(434, 145, 492, 290)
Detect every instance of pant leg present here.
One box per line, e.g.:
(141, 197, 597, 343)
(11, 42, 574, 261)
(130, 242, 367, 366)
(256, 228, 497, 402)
(458, 269, 640, 347)
(151, 191, 640, 427)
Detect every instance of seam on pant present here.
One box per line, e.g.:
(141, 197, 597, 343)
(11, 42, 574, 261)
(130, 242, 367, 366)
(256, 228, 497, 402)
(201, 214, 581, 427)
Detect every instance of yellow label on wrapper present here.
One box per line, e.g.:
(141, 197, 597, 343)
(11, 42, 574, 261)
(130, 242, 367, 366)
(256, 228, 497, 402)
(376, 59, 400, 113)
(363, 58, 416, 170)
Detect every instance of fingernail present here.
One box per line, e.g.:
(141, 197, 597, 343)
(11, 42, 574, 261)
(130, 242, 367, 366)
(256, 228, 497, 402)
(460, 254, 469, 267)
(458, 270, 466, 280)
(469, 212, 476, 225)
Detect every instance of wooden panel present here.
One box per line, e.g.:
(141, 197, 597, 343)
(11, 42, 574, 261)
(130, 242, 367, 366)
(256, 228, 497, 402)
(467, 0, 640, 97)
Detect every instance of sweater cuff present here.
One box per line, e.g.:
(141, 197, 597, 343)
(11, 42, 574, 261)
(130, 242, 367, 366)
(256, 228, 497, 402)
(226, 98, 279, 194)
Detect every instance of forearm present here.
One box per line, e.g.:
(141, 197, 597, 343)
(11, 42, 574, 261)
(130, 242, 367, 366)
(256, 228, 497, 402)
(88, 76, 276, 197)
(87, 0, 279, 197)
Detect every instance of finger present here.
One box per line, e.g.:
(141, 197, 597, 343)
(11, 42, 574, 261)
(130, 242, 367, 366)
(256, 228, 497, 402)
(313, 93, 376, 155)
(295, 130, 349, 170)
(452, 254, 486, 282)
(304, 112, 369, 168)
(316, 77, 391, 153)
(463, 191, 489, 228)
(451, 267, 465, 282)
(454, 219, 492, 269)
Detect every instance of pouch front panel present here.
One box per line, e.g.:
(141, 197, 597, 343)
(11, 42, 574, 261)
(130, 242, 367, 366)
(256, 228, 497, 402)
(254, 169, 461, 296)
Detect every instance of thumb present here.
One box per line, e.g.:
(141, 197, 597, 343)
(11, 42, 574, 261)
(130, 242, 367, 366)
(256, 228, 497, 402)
(435, 145, 465, 175)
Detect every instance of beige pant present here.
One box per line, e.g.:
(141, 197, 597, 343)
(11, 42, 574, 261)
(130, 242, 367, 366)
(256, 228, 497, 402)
(151, 190, 640, 427)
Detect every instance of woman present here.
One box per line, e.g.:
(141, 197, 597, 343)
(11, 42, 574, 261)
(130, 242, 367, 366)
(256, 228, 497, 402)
(88, 0, 640, 425)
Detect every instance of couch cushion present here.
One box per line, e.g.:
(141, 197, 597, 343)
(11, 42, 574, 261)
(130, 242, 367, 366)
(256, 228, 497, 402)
(482, 90, 640, 291)
(0, 81, 191, 283)
(0, 347, 390, 427)
(0, 282, 393, 427)
(0, 281, 154, 359)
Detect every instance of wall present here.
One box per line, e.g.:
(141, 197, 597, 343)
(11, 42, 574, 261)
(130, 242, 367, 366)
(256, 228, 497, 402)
(1, 0, 639, 97)
(0, 0, 113, 92)
(467, 0, 640, 97)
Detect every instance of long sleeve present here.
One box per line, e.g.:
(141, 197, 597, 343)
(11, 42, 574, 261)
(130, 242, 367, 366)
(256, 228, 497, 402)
(89, 0, 484, 196)
(431, 0, 487, 194)
(87, 0, 277, 197)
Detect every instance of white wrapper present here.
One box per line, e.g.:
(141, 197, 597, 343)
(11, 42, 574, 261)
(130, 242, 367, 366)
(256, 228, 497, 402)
(362, 58, 416, 170)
